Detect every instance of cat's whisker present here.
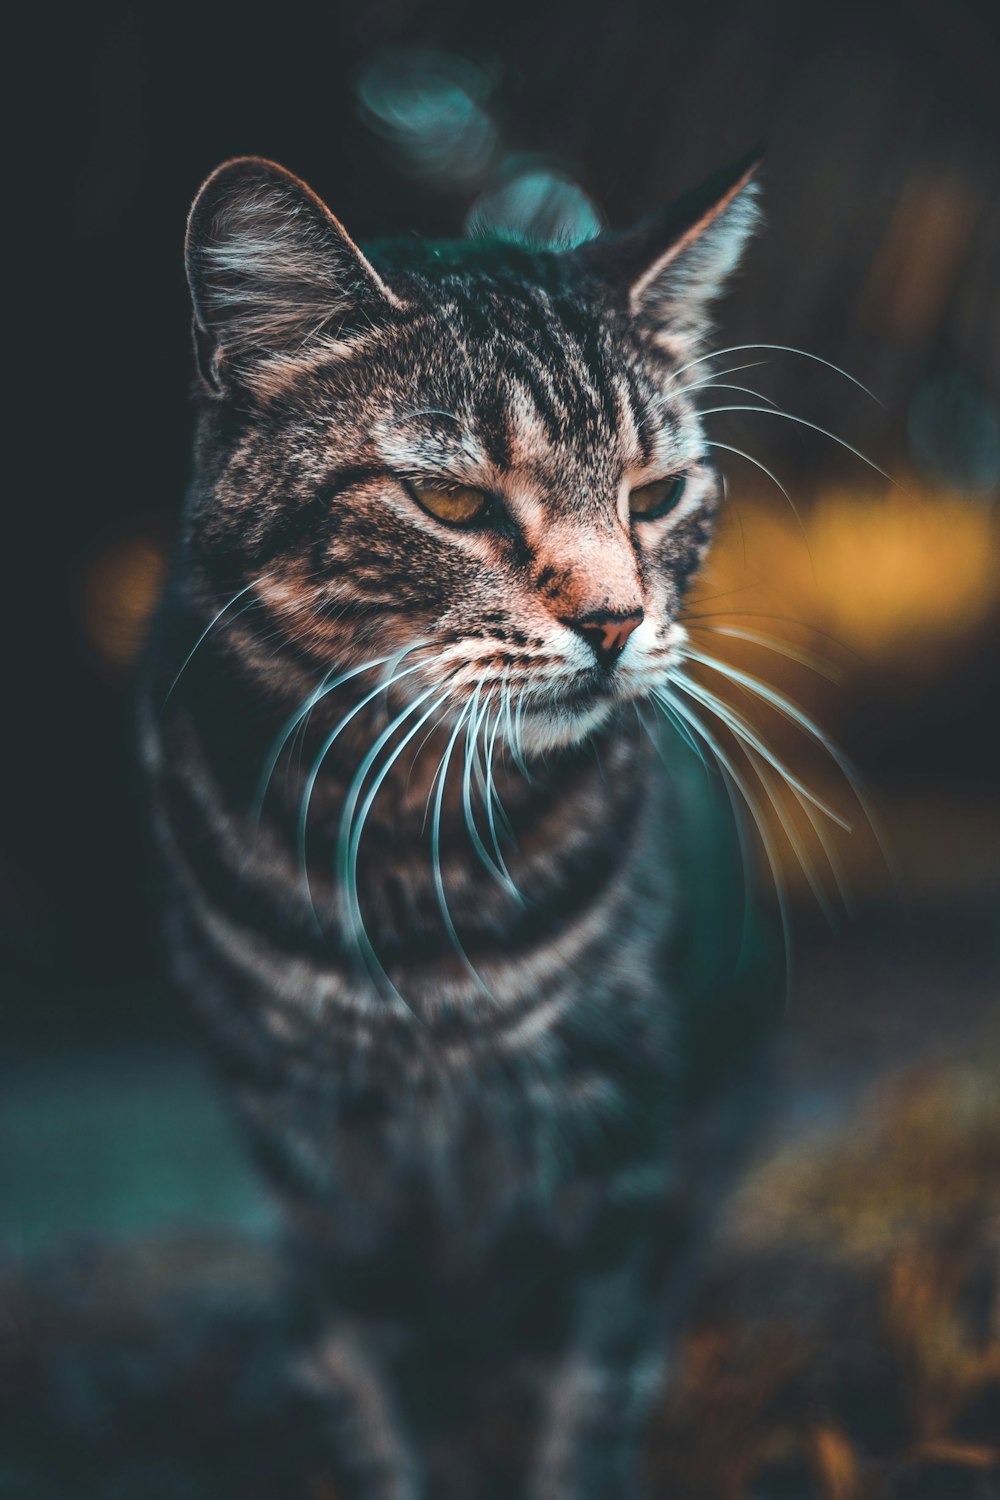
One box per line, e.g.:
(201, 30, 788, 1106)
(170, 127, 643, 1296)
(385, 406, 464, 430)
(513, 689, 531, 771)
(467, 689, 492, 807)
(680, 645, 858, 796)
(460, 679, 515, 894)
(669, 342, 884, 406)
(642, 694, 710, 777)
(683, 357, 770, 387)
(668, 664, 865, 943)
(339, 684, 455, 1008)
(689, 381, 781, 408)
(254, 645, 420, 819)
(702, 439, 801, 524)
(652, 686, 792, 991)
(683, 623, 841, 681)
(471, 690, 514, 843)
(503, 684, 532, 781)
(739, 743, 840, 925)
(681, 643, 895, 881)
(786, 772, 854, 917)
(698, 404, 893, 482)
(680, 607, 864, 661)
(296, 660, 432, 922)
(164, 573, 274, 703)
(482, 694, 521, 899)
(672, 668, 850, 831)
(429, 700, 495, 1001)
(340, 679, 450, 899)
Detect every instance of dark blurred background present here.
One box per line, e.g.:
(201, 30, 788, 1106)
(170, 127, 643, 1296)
(5, 0, 1000, 1262)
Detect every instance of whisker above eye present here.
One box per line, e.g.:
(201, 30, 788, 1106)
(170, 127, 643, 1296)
(697, 404, 893, 482)
(687, 381, 781, 408)
(384, 406, 465, 431)
(667, 342, 884, 406)
(702, 439, 795, 512)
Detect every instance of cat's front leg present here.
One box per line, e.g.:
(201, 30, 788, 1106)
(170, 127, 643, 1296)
(527, 1263, 670, 1500)
(297, 1316, 423, 1500)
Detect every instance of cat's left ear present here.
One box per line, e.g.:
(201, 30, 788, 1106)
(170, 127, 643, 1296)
(576, 151, 762, 349)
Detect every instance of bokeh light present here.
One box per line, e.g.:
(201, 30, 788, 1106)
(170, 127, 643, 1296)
(465, 160, 603, 248)
(356, 49, 501, 184)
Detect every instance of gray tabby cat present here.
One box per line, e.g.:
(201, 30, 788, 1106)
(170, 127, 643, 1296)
(140, 150, 772, 1499)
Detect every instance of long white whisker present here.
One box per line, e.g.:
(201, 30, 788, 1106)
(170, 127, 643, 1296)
(339, 685, 452, 1004)
(685, 624, 840, 681)
(683, 358, 771, 387)
(641, 694, 710, 777)
(483, 689, 521, 891)
(164, 573, 274, 702)
(697, 404, 892, 482)
(681, 645, 857, 785)
(655, 686, 792, 991)
(296, 661, 429, 913)
(504, 686, 532, 781)
(460, 680, 511, 892)
(430, 702, 494, 999)
(691, 381, 780, 408)
(669, 343, 883, 406)
(739, 743, 839, 925)
(254, 647, 413, 818)
(673, 671, 850, 831)
(787, 773, 854, 917)
(703, 439, 798, 515)
(681, 644, 895, 880)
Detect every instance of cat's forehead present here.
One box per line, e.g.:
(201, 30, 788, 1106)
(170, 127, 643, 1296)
(365, 264, 694, 497)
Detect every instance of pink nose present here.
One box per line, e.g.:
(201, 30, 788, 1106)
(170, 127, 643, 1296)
(566, 609, 643, 668)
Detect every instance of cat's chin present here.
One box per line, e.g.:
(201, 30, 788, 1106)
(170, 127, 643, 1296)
(515, 696, 618, 755)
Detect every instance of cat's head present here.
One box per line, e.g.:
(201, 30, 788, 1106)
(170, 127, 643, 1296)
(185, 153, 760, 753)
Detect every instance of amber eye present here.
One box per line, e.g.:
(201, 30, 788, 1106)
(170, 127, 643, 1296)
(629, 475, 687, 521)
(409, 482, 492, 527)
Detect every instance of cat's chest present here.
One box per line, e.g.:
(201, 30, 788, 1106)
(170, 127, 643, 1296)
(254, 959, 677, 1263)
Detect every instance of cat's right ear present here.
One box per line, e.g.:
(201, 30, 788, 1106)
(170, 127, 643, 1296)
(185, 157, 404, 396)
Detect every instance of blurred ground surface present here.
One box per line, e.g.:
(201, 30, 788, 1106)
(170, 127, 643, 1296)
(2, 906, 998, 1497)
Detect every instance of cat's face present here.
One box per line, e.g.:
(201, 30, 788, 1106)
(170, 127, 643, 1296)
(186, 156, 760, 753)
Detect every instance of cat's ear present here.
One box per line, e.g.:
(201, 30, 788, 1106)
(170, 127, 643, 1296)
(185, 156, 403, 395)
(576, 151, 762, 350)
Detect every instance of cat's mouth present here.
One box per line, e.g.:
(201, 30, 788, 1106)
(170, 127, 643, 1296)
(511, 626, 685, 753)
(513, 674, 622, 753)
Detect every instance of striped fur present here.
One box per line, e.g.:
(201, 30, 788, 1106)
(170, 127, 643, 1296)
(141, 154, 768, 1498)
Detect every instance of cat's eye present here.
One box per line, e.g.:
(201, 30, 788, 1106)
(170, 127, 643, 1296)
(629, 475, 687, 521)
(408, 482, 492, 527)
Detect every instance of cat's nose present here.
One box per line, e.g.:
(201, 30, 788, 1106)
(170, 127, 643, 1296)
(565, 608, 644, 669)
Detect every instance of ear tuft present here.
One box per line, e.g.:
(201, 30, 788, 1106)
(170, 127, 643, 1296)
(575, 151, 763, 350)
(185, 157, 401, 394)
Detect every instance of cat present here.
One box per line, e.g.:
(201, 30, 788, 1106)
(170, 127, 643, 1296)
(139, 150, 776, 1499)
